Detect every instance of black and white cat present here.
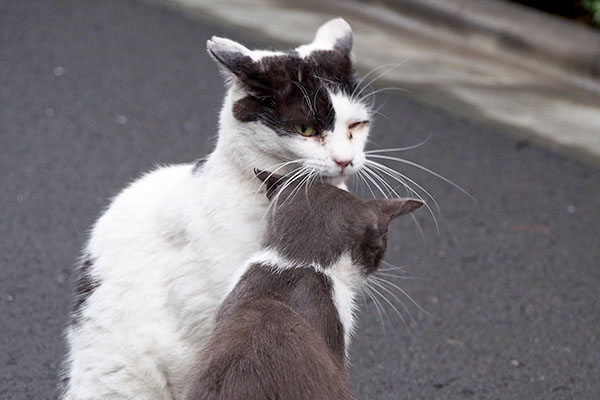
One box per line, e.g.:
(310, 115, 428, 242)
(62, 18, 375, 399)
(184, 170, 422, 400)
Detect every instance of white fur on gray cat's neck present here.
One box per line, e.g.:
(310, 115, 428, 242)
(236, 248, 362, 353)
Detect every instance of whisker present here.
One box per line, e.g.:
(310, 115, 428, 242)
(362, 165, 400, 198)
(261, 167, 307, 223)
(372, 276, 431, 317)
(256, 159, 307, 192)
(356, 169, 378, 199)
(368, 280, 411, 334)
(363, 285, 387, 337)
(293, 81, 315, 117)
(280, 167, 315, 208)
(365, 133, 432, 154)
(364, 163, 434, 238)
(354, 63, 406, 102)
(367, 154, 476, 201)
(273, 167, 308, 206)
(381, 260, 408, 273)
(409, 213, 426, 242)
(366, 160, 439, 235)
(369, 277, 415, 328)
(352, 63, 403, 100)
(376, 272, 417, 280)
(359, 86, 410, 103)
(366, 159, 440, 212)
(359, 167, 390, 198)
(366, 160, 419, 199)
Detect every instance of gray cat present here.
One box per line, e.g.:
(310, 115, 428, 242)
(184, 170, 423, 400)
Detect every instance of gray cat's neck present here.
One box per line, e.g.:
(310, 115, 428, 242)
(218, 260, 346, 363)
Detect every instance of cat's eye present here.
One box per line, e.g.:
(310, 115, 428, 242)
(295, 125, 316, 137)
(349, 120, 369, 131)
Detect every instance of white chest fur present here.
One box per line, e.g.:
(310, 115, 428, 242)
(240, 249, 362, 351)
(63, 152, 271, 399)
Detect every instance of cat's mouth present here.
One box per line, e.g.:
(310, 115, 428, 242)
(268, 160, 361, 189)
(318, 165, 361, 186)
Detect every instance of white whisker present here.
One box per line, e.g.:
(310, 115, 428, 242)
(359, 167, 390, 198)
(365, 133, 432, 154)
(353, 64, 406, 102)
(367, 154, 476, 201)
(368, 280, 411, 335)
(381, 260, 408, 273)
(376, 272, 417, 280)
(356, 169, 378, 199)
(369, 277, 414, 328)
(363, 285, 388, 337)
(352, 63, 402, 100)
(365, 160, 440, 235)
(372, 276, 431, 317)
(362, 165, 400, 198)
(359, 86, 410, 103)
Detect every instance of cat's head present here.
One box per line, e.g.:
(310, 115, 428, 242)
(208, 18, 370, 184)
(255, 170, 423, 274)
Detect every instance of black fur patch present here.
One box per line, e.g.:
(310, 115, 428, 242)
(72, 256, 100, 319)
(229, 46, 357, 137)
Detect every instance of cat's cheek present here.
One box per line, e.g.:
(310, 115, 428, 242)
(293, 138, 328, 160)
(297, 133, 327, 146)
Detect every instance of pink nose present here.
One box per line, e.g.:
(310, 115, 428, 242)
(335, 159, 352, 170)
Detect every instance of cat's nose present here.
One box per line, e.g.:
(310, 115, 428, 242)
(335, 159, 352, 170)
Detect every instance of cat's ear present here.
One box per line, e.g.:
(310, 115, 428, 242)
(207, 37, 261, 83)
(254, 169, 287, 200)
(373, 198, 423, 226)
(296, 18, 353, 57)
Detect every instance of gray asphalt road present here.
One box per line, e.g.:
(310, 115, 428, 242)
(1, 1, 599, 399)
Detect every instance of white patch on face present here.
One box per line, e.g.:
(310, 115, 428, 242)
(326, 90, 370, 175)
(295, 18, 352, 58)
(221, 86, 370, 186)
(282, 89, 370, 181)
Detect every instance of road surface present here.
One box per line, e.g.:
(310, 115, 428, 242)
(1, 0, 599, 398)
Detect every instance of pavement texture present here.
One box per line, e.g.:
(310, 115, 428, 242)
(1, 0, 599, 399)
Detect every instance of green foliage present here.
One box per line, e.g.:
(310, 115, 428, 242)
(583, 0, 600, 25)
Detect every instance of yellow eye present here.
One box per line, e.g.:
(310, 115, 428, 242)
(295, 125, 316, 137)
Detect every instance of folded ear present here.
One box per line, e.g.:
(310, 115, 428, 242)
(374, 198, 424, 225)
(296, 18, 353, 57)
(254, 169, 287, 200)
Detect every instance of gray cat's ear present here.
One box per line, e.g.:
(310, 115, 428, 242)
(254, 169, 287, 200)
(207, 36, 257, 81)
(374, 198, 424, 222)
(296, 18, 353, 56)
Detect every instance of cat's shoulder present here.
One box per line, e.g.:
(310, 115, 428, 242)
(90, 163, 198, 240)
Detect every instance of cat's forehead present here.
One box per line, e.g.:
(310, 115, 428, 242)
(254, 50, 353, 89)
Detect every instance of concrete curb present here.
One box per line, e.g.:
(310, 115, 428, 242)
(365, 0, 600, 79)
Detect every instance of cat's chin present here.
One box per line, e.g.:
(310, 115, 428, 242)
(322, 175, 348, 187)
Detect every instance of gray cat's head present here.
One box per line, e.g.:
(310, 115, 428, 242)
(208, 19, 370, 183)
(256, 170, 423, 274)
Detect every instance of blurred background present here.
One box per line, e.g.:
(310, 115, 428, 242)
(1, 0, 599, 399)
